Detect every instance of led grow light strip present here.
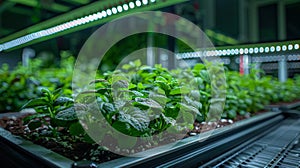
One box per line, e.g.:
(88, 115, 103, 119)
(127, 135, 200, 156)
(0, 0, 156, 52)
(176, 43, 300, 59)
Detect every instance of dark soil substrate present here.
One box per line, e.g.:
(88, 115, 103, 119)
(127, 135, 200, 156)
(0, 111, 265, 164)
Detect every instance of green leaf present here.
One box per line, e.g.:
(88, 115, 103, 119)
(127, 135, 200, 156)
(102, 102, 115, 113)
(55, 107, 78, 122)
(112, 80, 129, 89)
(41, 88, 51, 96)
(169, 86, 190, 95)
(96, 88, 111, 94)
(122, 64, 131, 70)
(178, 103, 201, 116)
(227, 110, 237, 119)
(161, 113, 176, 126)
(193, 77, 203, 85)
(50, 88, 62, 96)
(149, 92, 168, 106)
(134, 97, 163, 109)
(182, 111, 195, 125)
(193, 63, 206, 71)
(133, 59, 142, 67)
(154, 81, 171, 92)
(28, 120, 42, 130)
(155, 76, 168, 83)
(165, 103, 179, 119)
(113, 108, 149, 136)
(75, 93, 96, 104)
(129, 90, 144, 97)
(83, 134, 95, 144)
(190, 90, 200, 100)
(128, 83, 137, 89)
(54, 97, 74, 106)
(184, 96, 202, 109)
(200, 70, 210, 82)
(21, 98, 48, 109)
(69, 122, 85, 136)
(137, 83, 145, 89)
(89, 79, 108, 85)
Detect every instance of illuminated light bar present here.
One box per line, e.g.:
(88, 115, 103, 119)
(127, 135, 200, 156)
(176, 42, 300, 59)
(0, 0, 158, 51)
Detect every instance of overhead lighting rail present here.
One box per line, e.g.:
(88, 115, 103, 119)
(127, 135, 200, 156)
(176, 40, 300, 59)
(0, 0, 187, 52)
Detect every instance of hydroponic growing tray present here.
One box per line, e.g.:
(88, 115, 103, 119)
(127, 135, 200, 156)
(0, 110, 288, 168)
(265, 100, 300, 112)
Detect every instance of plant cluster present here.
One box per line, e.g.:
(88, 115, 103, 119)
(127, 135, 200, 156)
(17, 60, 300, 147)
(0, 54, 74, 113)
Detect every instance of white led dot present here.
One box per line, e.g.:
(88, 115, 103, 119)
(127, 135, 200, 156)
(142, 0, 148, 5)
(106, 9, 112, 16)
(101, 11, 107, 17)
(77, 18, 84, 25)
(239, 48, 244, 54)
(83, 17, 89, 23)
(207, 51, 212, 56)
(87, 15, 94, 22)
(226, 49, 231, 55)
(234, 49, 239, 55)
(230, 49, 235, 55)
(270, 46, 275, 52)
(136, 1, 142, 7)
(288, 44, 293, 50)
(282, 45, 287, 51)
(117, 6, 123, 12)
(129, 2, 135, 8)
(276, 46, 281, 52)
(254, 47, 259, 53)
(150, 0, 156, 2)
(295, 44, 299, 50)
(249, 48, 254, 54)
(112, 7, 117, 14)
(222, 50, 226, 55)
(259, 47, 264, 53)
(212, 50, 217, 56)
(123, 4, 129, 11)
(244, 48, 249, 54)
(265, 47, 269, 53)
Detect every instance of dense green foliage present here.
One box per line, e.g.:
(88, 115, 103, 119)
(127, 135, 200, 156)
(19, 60, 300, 143)
(2, 57, 300, 145)
(22, 88, 74, 136)
(0, 54, 73, 112)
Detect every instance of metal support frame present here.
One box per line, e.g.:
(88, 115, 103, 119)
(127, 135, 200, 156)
(249, 0, 259, 43)
(147, 33, 155, 67)
(239, 0, 247, 42)
(240, 55, 250, 75)
(21, 48, 35, 67)
(278, 0, 287, 41)
(278, 56, 288, 82)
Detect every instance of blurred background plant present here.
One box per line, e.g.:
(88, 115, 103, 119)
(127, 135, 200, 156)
(0, 51, 74, 113)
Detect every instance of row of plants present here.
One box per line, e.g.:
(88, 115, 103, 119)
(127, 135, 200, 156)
(0, 53, 74, 112)
(2, 58, 300, 161)
(20, 60, 300, 148)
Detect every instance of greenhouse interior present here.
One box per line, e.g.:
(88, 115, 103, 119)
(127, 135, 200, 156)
(1, 0, 300, 167)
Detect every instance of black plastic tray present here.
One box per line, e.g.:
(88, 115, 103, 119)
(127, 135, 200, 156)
(0, 111, 73, 168)
(265, 101, 300, 112)
(98, 111, 283, 167)
(0, 111, 283, 168)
